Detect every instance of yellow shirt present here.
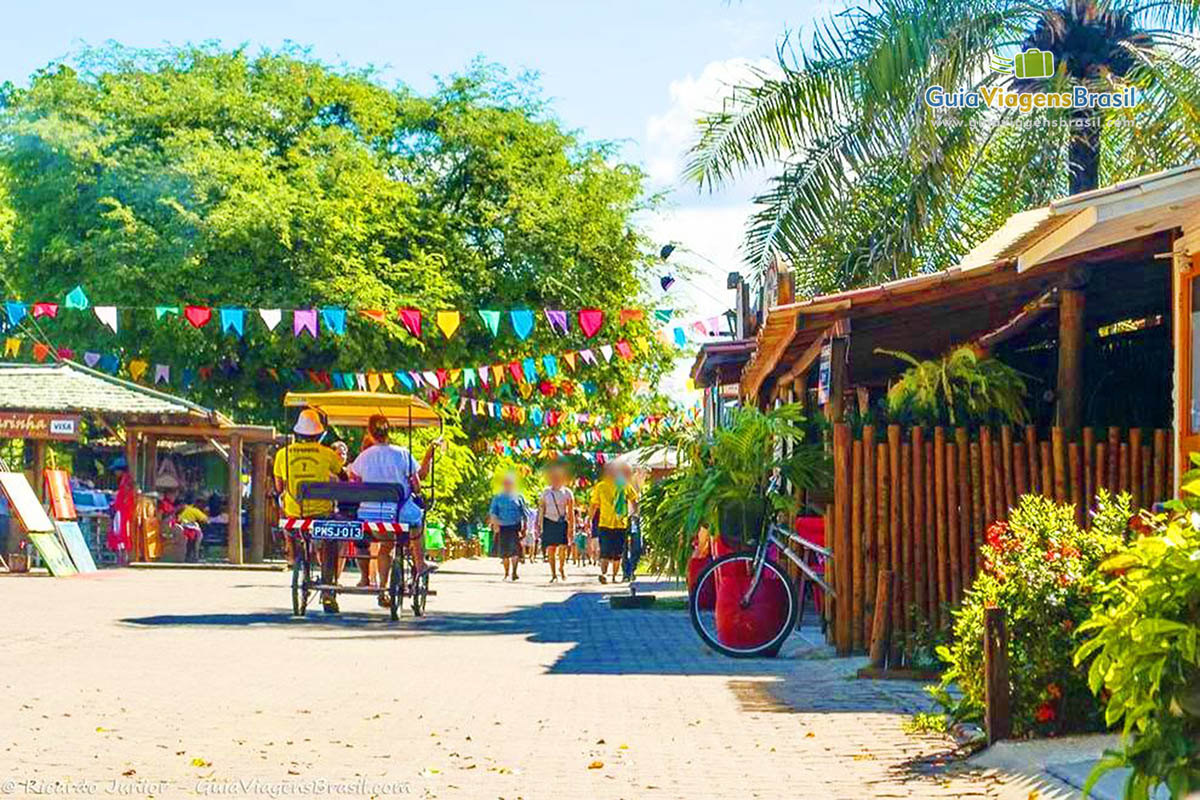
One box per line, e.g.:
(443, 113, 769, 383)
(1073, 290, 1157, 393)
(176, 505, 209, 525)
(273, 442, 343, 517)
(590, 478, 637, 529)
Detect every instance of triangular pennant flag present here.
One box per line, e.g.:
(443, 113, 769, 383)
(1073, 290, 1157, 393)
(32, 302, 58, 320)
(155, 306, 180, 320)
(478, 309, 501, 337)
(382, 372, 396, 391)
(367, 372, 381, 392)
(508, 362, 525, 384)
(219, 308, 245, 337)
(293, 309, 318, 338)
(673, 327, 687, 347)
(634, 337, 650, 354)
(518, 382, 533, 400)
(153, 364, 170, 385)
(449, 368, 461, 386)
(64, 286, 89, 310)
(660, 274, 676, 292)
(184, 305, 212, 328)
(101, 354, 120, 373)
(3, 337, 20, 357)
(58, 349, 73, 364)
(421, 370, 440, 389)
(707, 315, 722, 335)
(355, 373, 368, 391)
(542, 354, 558, 378)
(128, 359, 149, 381)
(83, 351, 101, 367)
(94, 306, 118, 333)
(436, 368, 449, 389)
(464, 369, 476, 390)
(181, 368, 196, 388)
(398, 308, 422, 339)
(510, 309, 535, 340)
(320, 307, 346, 336)
(435, 310, 461, 339)
(615, 340, 634, 360)
(619, 308, 644, 325)
(545, 309, 569, 334)
(5, 302, 26, 327)
(580, 348, 596, 365)
(32, 342, 50, 362)
(258, 308, 283, 331)
(578, 308, 603, 338)
(654, 308, 673, 324)
(359, 308, 387, 325)
(599, 344, 614, 362)
(522, 357, 538, 383)
(563, 352, 577, 370)
(396, 371, 414, 390)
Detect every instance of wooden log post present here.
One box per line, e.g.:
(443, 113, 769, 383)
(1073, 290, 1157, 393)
(876, 442, 891, 648)
(1025, 425, 1040, 496)
(1120, 442, 1131, 496)
(851, 439, 865, 653)
(862, 425, 877, 646)
(1040, 441, 1053, 501)
(1083, 427, 1095, 514)
(868, 570, 894, 669)
(1052, 427, 1068, 505)
(912, 427, 930, 622)
(924, 440, 935, 625)
(1000, 425, 1016, 514)
(888, 425, 903, 662)
(1129, 428, 1143, 510)
(1108, 427, 1121, 492)
(249, 443, 270, 563)
(1142, 446, 1153, 511)
(933, 428, 949, 622)
(826, 337, 849, 424)
(227, 434, 244, 565)
(833, 424, 853, 655)
(955, 428, 973, 587)
(1095, 442, 1107, 498)
(970, 442, 985, 576)
(902, 439, 918, 638)
(1154, 429, 1168, 507)
(993, 434, 1008, 520)
(980, 427, 996, 524)
(30, 439, 46, 501)
(946, 441, 961, 607)
(1056, 286, 1086, 439)
(984, 606, 1012, 744)
(1013, 442, 1028, 500)
(1069, 442, 1084, 529)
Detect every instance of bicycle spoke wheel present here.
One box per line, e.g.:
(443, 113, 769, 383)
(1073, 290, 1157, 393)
(689, 554, 798, 658)
(291, 552, 309, 617)
(389, 560, 405, 622)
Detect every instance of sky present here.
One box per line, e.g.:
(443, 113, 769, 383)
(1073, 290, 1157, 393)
(0, 0, 836, 399)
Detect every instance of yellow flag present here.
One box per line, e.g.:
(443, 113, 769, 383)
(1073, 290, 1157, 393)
(449, 368, 462, 385)
(3, 337, 20, 357)
(436, 310, 461, 339)
(635, 337, 650, 354)
(382, 372, 396, 391)
(129, 360, 149, 381)
(367, 372, 381, 392)
(518, 382, 533, 399)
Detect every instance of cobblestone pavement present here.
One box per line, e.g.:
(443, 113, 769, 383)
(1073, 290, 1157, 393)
(0, 558, 1064, 799)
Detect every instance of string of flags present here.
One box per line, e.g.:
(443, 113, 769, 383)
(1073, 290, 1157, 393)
(3, 286, 731, 346)
(479, 414, 687, 457)
(0, 334, 649, 396)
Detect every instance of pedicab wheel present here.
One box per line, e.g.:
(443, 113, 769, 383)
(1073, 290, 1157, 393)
(291, 556, 309, 617)
(388, 560, 405, 622)
(412, 570, 428, 617)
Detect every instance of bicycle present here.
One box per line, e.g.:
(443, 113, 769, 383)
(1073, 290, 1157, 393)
(688, 494, 834, 658)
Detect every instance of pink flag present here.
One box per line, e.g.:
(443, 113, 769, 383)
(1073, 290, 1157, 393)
(399, 307, 422, 338)
(294, 309, 318, 338)
(578, 308, 603, 338)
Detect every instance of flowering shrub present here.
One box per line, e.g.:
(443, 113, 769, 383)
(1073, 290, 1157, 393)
(932, 492, 1129, 737)
(1075, 489, 1200, 796)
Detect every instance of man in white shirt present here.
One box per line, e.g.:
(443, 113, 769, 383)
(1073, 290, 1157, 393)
(348, 414, 440, 607)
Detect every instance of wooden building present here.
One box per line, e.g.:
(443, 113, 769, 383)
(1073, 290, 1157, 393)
(0, 360, 280, 564)
(739, 163, 1200, 656)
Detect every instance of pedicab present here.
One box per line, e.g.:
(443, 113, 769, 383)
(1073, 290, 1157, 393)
(279, 391, 442, 621)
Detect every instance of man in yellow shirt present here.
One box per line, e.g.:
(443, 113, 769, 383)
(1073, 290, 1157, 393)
(589, 463, 638, 584)
(273, 408, 346, 612)
(174, 495, 209, 563)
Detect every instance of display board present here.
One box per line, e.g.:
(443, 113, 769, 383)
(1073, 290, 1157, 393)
(26, 532, 77, 576)
(55, 521, 97, 573)
(0, 471, 54, 532)
(44, 469, 76, 520)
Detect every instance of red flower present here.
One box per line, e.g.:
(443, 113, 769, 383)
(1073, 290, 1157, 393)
(1035, 702, 1056, 723)
(986, 521, 1009, 550)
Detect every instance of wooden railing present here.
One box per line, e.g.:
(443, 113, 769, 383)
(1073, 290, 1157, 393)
(828, 424, 1172, 658)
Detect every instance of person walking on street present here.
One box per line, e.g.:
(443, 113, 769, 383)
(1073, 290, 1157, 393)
(538, 463, 574, 582)
(589, 462, 638, 584)
(488, 472, 528, 581)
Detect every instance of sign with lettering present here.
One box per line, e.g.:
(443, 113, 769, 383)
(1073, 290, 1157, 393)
(817, 343, 832, 405)
(0, 412, 81, 440)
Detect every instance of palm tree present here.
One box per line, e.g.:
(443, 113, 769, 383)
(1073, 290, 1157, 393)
(688, 0, 1200, 290)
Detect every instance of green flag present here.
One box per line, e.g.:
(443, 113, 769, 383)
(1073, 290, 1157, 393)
(478, 309, 501, 337)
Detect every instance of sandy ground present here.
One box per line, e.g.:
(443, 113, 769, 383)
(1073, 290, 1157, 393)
(0, 558, 1070, 799)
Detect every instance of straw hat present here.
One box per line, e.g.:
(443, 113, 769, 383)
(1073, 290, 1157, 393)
(293, 409, 325, 436)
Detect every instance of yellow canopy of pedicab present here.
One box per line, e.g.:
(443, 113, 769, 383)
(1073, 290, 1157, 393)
(283, 391, 441, 428)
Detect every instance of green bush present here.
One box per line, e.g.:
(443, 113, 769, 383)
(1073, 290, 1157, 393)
(1075, 502, 1200, 797)
(932, 492, 1129, 736)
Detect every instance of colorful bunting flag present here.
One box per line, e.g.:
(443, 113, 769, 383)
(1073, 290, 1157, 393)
(94, 306, 118, 333)
(542, 354, 558, 378)
(545, 309, 569, 334)
(32, 342, 50, 362)
(478, 309, 501, 337)
(83, 352, 101, 367)
(563, 352, 577, 371)
(3, 338, 19, 357)
(578, 308, 603, 338)
(615, 340, 634, 360)
(259, 308, 283, 331)
(436, 310, 461, 339)
(674, 327, 687, 347)
(294, 309, 318, 338)
(219, 308, 245, 337)
(599, 344, 614, 362)
(580, 348, 596, 365)
(155, 306, 180, 320)
(154, 364, 170, 385)
(654, 308, 673, 323)
(619, 308, 644, 325)
(321, 307, 347, 336)
(399, 307, 422, 339)
(64, 286, 89, 310)
(184, 305, 212, 329)
(33, 303, 58, 320)
(510, 309, 535, 341)
(522, 357, 537, 383)
(5, 302, 26, 327)
(359, 308, 387, 325)
(128, 360, 149, 381)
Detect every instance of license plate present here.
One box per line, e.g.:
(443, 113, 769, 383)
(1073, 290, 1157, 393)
(309, 520, 364, 541)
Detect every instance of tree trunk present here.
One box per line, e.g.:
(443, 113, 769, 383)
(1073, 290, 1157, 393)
(1069, 108, 1100, 196)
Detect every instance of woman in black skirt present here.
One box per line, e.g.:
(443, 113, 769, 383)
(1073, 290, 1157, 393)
(537, 463, 575, 582)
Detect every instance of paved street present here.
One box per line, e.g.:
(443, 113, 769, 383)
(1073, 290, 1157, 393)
(1, 558, 1059, 799)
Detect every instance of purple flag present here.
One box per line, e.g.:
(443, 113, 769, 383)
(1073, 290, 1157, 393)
(544, 309, 569, 334)
(294, 309, 318, 338)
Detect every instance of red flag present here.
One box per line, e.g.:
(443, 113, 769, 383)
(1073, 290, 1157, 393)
(615, 340, 634, 360)
(619, 308, 644, 325)
(32, 342, 50, 362)
(398, 307, 422, 338)
(508, 361, 524, 384)
(184, 305, 212, 328)
(578, 308, 603, 338)
(32, 302, 58, 319)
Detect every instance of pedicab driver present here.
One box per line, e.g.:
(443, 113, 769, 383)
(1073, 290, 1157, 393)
(273, 408, 347, 612)
(347, 414, 440, 608)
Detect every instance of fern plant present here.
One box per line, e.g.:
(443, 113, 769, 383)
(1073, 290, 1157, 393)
(878, 346, 1029, 427)
(640, 403, 831, 576)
